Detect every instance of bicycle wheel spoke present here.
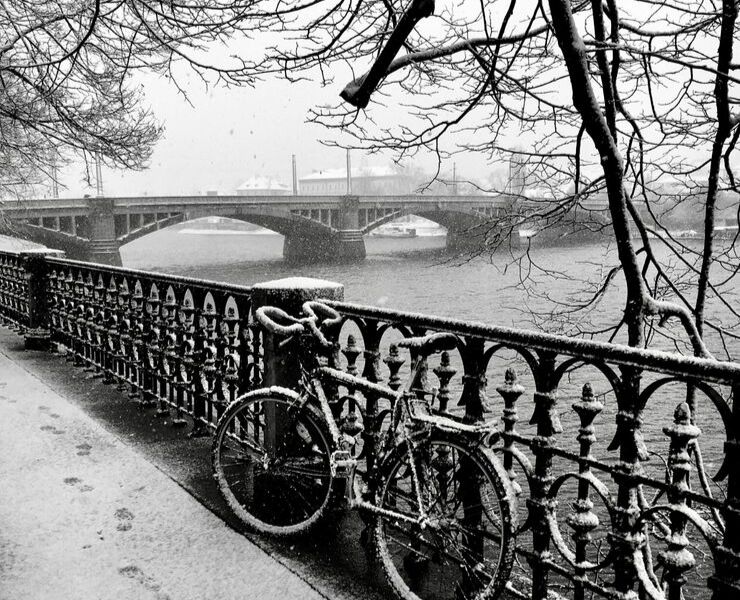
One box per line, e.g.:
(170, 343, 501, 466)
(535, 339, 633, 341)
(386, 530, 435, 562)
(279, 463, 333, 478)
(384, 518, 496, 573)
(221, 435, 267, 461)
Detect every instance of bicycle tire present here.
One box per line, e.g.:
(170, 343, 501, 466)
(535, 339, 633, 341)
(212, 388, 340, 536)
(373, 432, 516, 600)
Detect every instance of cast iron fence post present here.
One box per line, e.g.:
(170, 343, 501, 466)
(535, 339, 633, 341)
(609, 365, 645, 600)
(529, 350, 562, 600)
(251, 278, 344, 448)
(20, 250, 64, 350)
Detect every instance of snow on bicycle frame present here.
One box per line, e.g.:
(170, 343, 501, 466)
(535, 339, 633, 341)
(254, 301, 501, 438)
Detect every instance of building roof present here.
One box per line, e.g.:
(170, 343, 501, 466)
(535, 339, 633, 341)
(236, 176, 290, 192)
(299, 165, 399, 182)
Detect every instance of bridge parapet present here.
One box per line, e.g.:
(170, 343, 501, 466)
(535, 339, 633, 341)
(4, 194, 517, 213)
(0, 249, 737, 600)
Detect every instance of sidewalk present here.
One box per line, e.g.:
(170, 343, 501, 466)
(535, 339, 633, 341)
(0, 344, 327, 600)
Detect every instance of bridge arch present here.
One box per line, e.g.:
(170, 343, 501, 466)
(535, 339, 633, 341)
(360, 205, 507, 252)
(4, 194, 516, 264)
(116, 212, 337, 248)
(119, 210, 346, 264)
(360, 206, 494, 234)
(117, 203, 341, 243)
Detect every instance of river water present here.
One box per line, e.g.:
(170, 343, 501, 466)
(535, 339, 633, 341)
(122, 227, 737, 353)
(122, 229, 620, 328)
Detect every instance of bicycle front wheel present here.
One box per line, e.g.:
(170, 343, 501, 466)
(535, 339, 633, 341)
(212, 389, 338, 536)
(374, 433, 515, 600)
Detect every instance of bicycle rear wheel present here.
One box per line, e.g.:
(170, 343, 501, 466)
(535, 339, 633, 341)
(212, 389, 338, 536)
(374, 433, 515, 600)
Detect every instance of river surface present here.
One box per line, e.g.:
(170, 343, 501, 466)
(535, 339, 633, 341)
(123, 229, 621, 328)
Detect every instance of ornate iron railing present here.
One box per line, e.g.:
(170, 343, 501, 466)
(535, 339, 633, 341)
(0, 247, 737, 600)
(43, 256, 261, 434)
(0, 250, 30, 329)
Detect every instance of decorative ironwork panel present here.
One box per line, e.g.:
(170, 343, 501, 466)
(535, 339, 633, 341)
(44, 257, 261, 433)
(0, 250, 30, 330)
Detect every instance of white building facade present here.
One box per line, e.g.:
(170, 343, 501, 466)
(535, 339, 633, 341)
(299, 166, 412, 195)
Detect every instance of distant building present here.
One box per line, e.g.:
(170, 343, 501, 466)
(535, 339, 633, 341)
(236, 176, 291, 196)
(299, 166, 412, 195)
(507, 154, 529, 195)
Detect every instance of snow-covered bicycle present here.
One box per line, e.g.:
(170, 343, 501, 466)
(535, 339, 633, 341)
(213, 300, 516, 600)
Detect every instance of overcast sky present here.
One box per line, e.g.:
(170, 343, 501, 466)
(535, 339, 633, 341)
(60, 74, 336, 197)
(57, 67, 494, 199)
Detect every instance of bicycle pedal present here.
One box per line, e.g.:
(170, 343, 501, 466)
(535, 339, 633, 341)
(330, 450, 356, 477)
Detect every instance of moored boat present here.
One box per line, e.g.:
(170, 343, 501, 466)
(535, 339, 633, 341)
(370, 224, 418, 238)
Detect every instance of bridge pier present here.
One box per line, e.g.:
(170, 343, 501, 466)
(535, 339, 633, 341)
(283, 195, 366, 263)
(333, 230, 366, 260)
(333, 195, 366, 261)
(85, 197, 122, 266)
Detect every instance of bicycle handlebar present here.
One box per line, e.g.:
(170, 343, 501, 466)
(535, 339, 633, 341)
(254, 301, 341, 348)
(302, 301, 342, 329)
(397, 332, 457, 356)
(254, 306, 305, 337)
(256, 303, 458, 357)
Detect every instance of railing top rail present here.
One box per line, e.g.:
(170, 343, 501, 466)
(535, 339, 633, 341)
(105, 195, 514, 208)
(1, 199, 89, 210)
(45, 256, 253, 296)
(0, 248, 51, 258)
(325, 300, 740, 385)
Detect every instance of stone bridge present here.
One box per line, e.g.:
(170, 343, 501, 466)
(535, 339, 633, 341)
(1, 194, 516, 265)
(1, 194, 610, 265)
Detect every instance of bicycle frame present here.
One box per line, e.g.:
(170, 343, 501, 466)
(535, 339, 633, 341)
(294, 356, 498, 526)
